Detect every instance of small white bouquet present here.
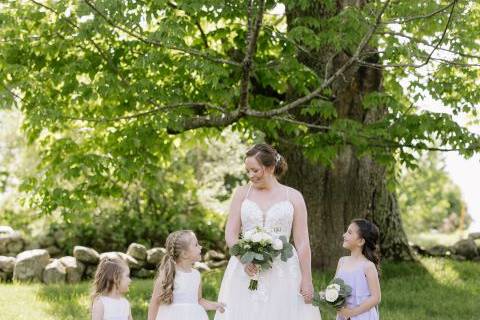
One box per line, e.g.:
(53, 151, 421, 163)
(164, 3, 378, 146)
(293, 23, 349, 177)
(313, 278, 352, 309)
(230, 226, 293, 290)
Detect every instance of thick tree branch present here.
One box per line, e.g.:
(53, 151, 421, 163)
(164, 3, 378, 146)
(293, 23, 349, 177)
(169, 109, 243, 133)
(244, 0, 391, 118)
(270, 116, 480, 153)
(239, 0, 266, 111)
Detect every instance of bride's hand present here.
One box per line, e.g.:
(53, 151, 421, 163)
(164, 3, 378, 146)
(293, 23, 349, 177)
(300, 279, 314, 304)
(244, 263, 258, 277)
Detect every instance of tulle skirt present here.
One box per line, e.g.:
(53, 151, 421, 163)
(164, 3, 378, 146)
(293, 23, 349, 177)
(214, 250, 321, 320)
(156, 303, 209, 320)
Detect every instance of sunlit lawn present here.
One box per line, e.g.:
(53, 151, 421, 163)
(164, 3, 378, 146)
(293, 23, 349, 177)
(0, 257, 478, 320)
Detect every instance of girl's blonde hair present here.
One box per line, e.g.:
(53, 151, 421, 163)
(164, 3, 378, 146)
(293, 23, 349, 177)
(153, 230, 195, 305)
(91, 255, 128, 305)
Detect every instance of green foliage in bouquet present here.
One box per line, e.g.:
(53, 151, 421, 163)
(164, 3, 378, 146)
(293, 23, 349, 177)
(230, 234, 293, 270)
(313, 278, 352, 309)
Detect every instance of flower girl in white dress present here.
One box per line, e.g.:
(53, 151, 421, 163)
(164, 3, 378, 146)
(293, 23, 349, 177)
(148, 230, 226, 320)
(91, 256, 133, 320)
(215, 144, 321, 320)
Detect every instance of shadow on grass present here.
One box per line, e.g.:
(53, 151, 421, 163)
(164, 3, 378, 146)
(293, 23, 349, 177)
(34, 270, 225, 320)
(33, 258, 479, 320)
(377, 258, 478, 320)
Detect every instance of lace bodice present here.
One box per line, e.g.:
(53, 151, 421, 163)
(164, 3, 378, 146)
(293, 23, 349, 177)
(240, 187, 294, 239)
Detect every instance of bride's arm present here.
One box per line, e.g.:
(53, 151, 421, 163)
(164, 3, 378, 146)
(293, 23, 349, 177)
(225, 186, 245, 248)
(291, 189, 314, 303)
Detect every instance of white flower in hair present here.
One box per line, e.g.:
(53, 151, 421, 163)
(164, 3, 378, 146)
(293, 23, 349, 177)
(275, 153, 281, 164)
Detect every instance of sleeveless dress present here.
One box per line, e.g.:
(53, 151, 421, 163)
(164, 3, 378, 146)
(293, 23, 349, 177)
(156, 269, 208, 320)
(98, 296, 130, 320)
(335, 258, 379, 320)
(156, 268, 209, 320)
(214, 185, 322, 320)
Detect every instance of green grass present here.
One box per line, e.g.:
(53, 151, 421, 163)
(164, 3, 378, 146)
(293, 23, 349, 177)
(0, 258, 478, 320)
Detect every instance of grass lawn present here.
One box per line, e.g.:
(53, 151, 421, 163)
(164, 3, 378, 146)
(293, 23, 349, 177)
(0, 257, 478, 320)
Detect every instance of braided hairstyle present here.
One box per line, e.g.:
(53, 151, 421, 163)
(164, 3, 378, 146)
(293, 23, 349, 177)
(154, 230, 195, 305)
(352, 219, 381, 274)
(245, 143, 288, 178)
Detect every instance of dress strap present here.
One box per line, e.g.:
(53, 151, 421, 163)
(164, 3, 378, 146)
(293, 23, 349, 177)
(245, 184, 253, 199)
(286, 187, 289, 201)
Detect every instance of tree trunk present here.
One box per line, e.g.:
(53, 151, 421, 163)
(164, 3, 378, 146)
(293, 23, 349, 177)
(279, 1, 413, 270)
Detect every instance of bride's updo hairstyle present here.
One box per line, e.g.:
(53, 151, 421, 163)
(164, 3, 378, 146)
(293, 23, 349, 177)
(246, 144, 288, 178)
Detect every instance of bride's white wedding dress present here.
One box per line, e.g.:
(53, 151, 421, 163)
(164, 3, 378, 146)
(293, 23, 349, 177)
(214, 186, 322, 320)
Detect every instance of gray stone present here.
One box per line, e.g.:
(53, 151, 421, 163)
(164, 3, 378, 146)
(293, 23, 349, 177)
(410, 244, 428, 255)
(453, 238, 479, 260)
(73, 246, 100, 264)
(127, 243, 147, 261)
(6, 232, 24, 254)
(0, 226, 14, 234)
(426, 245, 452, 257)
(13, 249, 50, 282)
(207, 260, 228, 269)
(38, 236, 56, 248)
(194, 261, 211, 273)
(146, 248, 166, 268)
(100, 252, 142, 270)
(204, 250, 226, 262)
(0, 271, 11, 282)
(450, 254, 467, 261)
(43, 259, 66, 284)
(0, 256, 16, 273)
(24, 241, 41, 251)
(469, 232, 480, 240)
(59, 256, 85, 283)
(46, 246, 62, 257)
(133, 268, 156, 279)
(84, 264, 97, 279)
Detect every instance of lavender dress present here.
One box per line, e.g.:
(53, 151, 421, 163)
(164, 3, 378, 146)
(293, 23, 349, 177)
(335, 258, 379, 320)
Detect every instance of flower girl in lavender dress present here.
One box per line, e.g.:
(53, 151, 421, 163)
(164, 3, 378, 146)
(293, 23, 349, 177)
(335, 219, 381, 320)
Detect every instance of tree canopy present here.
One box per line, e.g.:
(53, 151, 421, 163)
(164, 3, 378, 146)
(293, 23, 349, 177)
(1, 0, 479, 220)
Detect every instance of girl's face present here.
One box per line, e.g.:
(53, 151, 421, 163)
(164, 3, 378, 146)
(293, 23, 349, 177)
(342, 223, 365, 250)
(118, 267, 131, 294)
(182, 233, 202, 263)
(245, 156, 274, 187)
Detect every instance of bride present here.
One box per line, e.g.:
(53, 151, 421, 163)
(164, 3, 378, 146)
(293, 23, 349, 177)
(215, 144, 321, 320)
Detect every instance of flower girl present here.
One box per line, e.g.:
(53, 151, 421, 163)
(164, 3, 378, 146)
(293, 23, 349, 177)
(335, 219, 381, 320)
(148, 230, 226, 320)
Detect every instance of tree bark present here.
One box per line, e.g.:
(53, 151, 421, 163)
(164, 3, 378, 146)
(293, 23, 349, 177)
(279, 1, 413, 270)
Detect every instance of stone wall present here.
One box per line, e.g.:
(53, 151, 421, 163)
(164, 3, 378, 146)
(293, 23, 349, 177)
(0, 226, 227, 284)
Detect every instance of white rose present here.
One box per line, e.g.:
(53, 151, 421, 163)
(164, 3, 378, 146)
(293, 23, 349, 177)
(243, 230, 255, 240)
(325, 287, 339, 302)
(331, 284, 341, 291)
(272, 239, 283, 250)
(251, 233, 263, 243)
(260, 232, 273, 243)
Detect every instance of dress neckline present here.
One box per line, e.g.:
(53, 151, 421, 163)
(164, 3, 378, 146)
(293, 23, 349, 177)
(242, 198, 292, 214)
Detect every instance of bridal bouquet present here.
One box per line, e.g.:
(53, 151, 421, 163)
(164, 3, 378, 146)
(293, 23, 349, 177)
(313, 278, 352, 309)
(229, 226, 293, 290)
